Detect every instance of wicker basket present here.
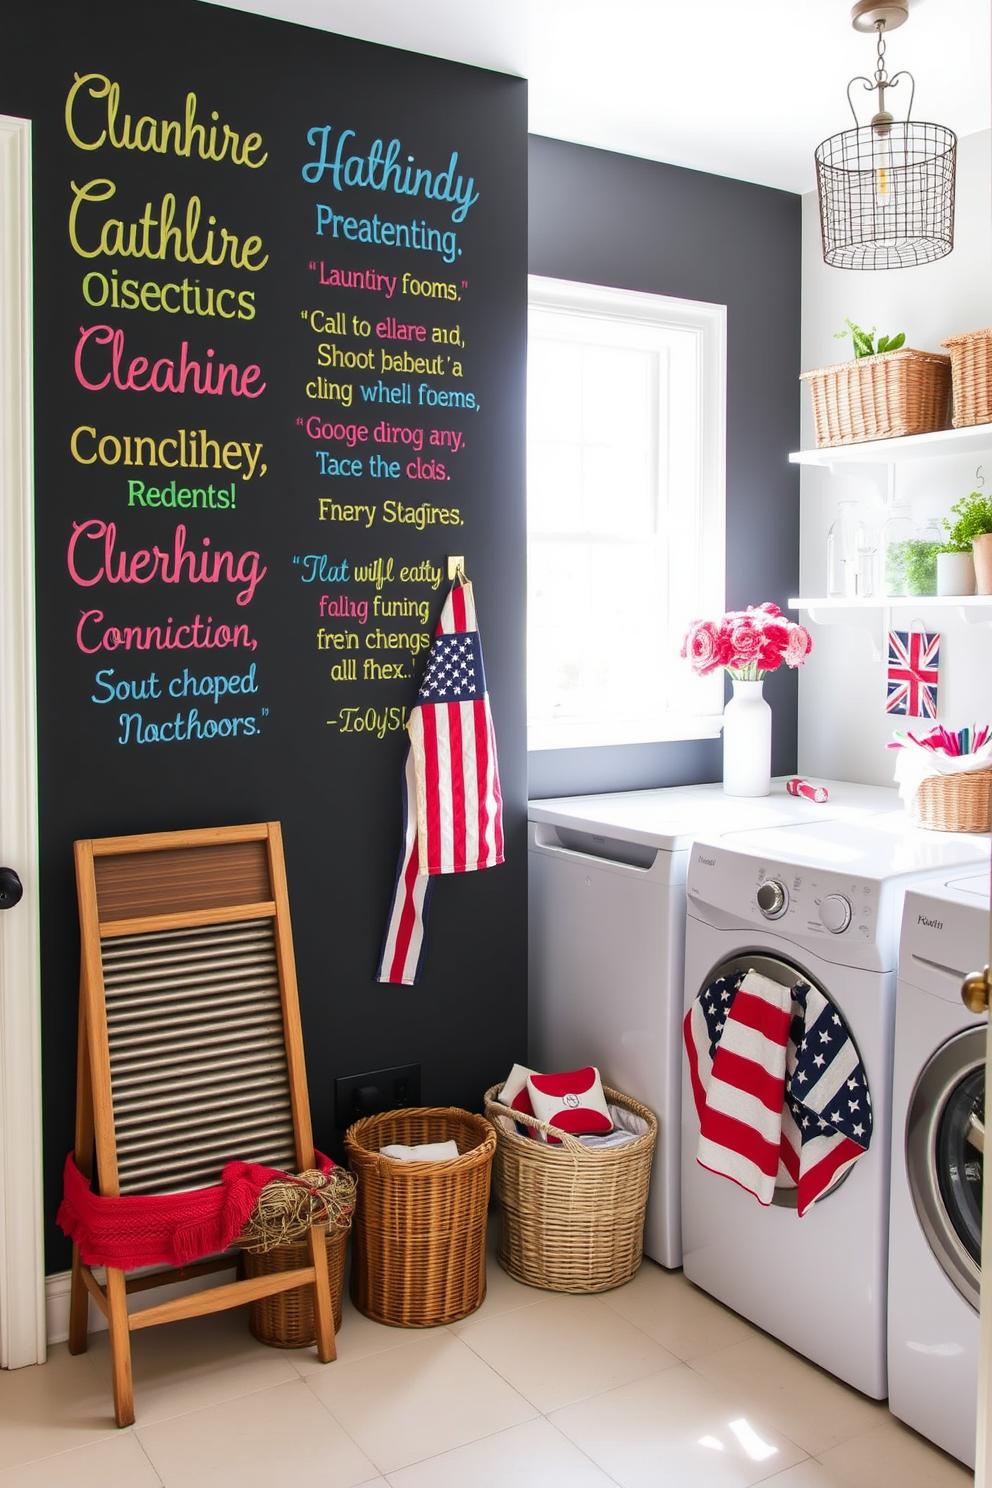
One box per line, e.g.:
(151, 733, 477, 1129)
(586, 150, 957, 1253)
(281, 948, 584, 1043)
(800, 348, 951, 447)
(911, 768, 992, 832)
(344, 1107, 496, 1327)
(941, 329, 992, 428)
(243, 1225, 348, 1346)
(484, 1083, 657, 1294)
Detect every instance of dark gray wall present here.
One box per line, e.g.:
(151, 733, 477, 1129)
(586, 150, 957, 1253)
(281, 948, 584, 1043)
(527, 135, 802, 800)
(3, 0, 527, 1273)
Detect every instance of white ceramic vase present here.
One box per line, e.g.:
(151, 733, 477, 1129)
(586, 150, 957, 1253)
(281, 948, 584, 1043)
(722, 678, 771, 797)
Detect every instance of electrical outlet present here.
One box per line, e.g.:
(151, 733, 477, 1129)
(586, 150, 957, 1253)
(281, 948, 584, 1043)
(334, 1063, 421, 1130)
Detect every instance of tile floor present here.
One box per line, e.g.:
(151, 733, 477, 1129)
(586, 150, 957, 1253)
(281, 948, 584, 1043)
(0, 1230, 974, 1488)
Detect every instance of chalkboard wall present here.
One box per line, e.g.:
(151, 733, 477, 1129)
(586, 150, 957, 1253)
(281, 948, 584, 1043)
(528, 135, 802, 798)
(2, 0, 528, 1273)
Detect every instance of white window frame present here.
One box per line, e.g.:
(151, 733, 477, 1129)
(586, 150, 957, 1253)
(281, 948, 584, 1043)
(526, 275, 727, 752)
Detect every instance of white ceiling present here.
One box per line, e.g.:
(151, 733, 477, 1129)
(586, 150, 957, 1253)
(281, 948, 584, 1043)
(205, 0, 990, 194)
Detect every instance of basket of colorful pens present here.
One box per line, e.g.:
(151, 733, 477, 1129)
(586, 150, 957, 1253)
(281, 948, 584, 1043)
(888, 724, 992, 832)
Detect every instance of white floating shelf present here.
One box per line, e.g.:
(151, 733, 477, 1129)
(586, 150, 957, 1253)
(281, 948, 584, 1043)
(790, 425, 992, 467)
(789, 595, 992, 610)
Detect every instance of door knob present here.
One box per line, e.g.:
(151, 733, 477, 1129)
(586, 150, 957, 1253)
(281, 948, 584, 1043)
(961, 967, 992, 1015)
(0, 867, 23, 908)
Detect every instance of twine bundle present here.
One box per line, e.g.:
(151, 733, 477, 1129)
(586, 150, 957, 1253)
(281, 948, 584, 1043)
(238, 1166, 356, 1253)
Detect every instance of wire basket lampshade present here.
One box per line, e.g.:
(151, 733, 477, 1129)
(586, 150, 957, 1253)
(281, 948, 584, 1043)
(816, 3, 956, 270)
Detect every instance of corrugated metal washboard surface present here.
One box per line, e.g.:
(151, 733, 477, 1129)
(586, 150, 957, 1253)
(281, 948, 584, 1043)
(100, 918, 296, 1194)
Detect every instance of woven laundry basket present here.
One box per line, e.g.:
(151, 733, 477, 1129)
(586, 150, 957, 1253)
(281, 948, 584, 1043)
(344, 1106, 496, 1326)
(800, 348, 951, 447)
(242, 1225, 349, 1345)
(941, 329, 992, 428)
(910, 768, 992, 832)
(484, 1083, 657, 1294)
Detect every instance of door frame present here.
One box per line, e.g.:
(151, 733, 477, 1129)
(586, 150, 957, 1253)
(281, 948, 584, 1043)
(0, 111, 45, 1369)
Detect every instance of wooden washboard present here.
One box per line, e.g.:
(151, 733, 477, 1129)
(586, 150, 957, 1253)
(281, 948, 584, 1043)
(68, 822, 335, 1426)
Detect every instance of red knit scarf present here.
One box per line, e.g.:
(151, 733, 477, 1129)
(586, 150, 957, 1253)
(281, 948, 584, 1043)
(57, 1150, 335, 1269)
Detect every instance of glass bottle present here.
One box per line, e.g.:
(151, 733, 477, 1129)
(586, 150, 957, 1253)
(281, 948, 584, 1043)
(826, 500, 858, 597)
(882, 505, 915, 597)
(855, 513, 879, 599)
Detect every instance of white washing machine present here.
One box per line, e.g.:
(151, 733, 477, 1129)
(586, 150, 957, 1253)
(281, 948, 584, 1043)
(680, 815, 990, 1398)
(888, 869, 991, 1468)
(528, 778, 898, 1269)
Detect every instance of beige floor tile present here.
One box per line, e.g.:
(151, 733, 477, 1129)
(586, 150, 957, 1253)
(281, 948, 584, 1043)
(457, 1290, 680, 1412)
(85, 1307, 299, 1425)
(304, 1329, 537, 1474)
(753, 1462, 865, 1487)
(815, 1418, 973, 1488)
(0, 1432, 162, 1488)
(135, 1377, 379, 1487)
(687, 1334, 887, 1457)
(601, 1263, 760, 1360)
(384, 1416, 621, 1488)
(0, 1344, 119, 1471)
(288, 1290, 450, 1376)
(447, 1249, 548, 1329)
(550, 1364, 808, 1488)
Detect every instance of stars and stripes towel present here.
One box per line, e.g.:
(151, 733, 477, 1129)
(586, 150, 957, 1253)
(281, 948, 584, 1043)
(377, 575, 504, 985)
(781, 980, 873, 1215)
(683, 969, 872, 1214)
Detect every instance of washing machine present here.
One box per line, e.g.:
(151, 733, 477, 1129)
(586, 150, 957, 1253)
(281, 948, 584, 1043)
(680, 814, 990, 1398)
(888, 869, 991, 1467)
(528, 778, 899, 1268)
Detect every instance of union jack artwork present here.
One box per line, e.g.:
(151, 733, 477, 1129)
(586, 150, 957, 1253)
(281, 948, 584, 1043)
(886, 629, 940, 718)
(377, 575, 504, 985)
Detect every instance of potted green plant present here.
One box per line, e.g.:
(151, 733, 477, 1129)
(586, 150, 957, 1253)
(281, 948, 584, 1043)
(938, 488, 992, 595)
(834, 320, 906, 358)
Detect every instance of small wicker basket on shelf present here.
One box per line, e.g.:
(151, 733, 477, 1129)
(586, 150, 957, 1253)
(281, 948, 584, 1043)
(344, 1106, 496, 1327)
(910, 768, 992, 833)
(941, 329, 992, 429)
(484, 1083, 657, 1295)
(800, 348, 951, 448)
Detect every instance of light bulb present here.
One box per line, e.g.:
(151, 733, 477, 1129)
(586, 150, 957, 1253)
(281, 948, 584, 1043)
(872, 111, 895, 208)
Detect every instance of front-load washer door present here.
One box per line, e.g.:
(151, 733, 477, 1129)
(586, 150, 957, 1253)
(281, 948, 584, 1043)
(907, 1027, 985, 1312)
(687, 952, 874, 1208)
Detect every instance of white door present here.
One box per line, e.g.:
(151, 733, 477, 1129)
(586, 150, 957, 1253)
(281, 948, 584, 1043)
(0, 112, 46, 1369)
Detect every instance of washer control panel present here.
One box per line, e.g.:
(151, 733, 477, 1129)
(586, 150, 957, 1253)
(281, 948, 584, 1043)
(686, 842, 881, 953)
(751, 864, 874, 939)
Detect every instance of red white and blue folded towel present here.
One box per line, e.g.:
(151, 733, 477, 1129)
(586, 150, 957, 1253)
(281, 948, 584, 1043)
(683, 968, 872, 1216)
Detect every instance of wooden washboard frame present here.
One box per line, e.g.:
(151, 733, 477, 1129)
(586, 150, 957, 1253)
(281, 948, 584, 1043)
(68, 822, 335, 1426)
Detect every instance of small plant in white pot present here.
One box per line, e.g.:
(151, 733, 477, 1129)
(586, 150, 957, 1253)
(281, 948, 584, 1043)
(938, 490, 992, 595)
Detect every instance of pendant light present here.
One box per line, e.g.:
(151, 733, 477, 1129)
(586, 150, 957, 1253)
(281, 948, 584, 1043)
(815, 1, 956, 270)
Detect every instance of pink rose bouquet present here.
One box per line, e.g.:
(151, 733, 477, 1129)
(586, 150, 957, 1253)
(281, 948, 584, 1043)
(681, 603, 812, 681)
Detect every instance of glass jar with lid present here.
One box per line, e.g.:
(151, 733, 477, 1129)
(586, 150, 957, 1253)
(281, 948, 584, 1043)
(905, 517, 942, 596)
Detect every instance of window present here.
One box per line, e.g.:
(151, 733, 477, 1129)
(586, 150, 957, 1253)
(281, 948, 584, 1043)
(527, 276, 726, 750)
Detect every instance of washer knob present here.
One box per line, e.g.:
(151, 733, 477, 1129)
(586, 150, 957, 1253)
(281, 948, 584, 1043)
(756, 879, 788, 918)
(820, 893, 853, 934)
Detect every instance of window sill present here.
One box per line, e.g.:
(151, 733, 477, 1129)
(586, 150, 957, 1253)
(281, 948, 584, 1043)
(527, 713, 724, 752)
